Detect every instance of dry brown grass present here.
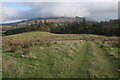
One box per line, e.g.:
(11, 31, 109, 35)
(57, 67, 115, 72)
(2, 37, 53, 52)
(2, 33, 119, 53)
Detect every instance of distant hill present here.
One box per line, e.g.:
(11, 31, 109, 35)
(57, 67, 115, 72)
(2, 17, 85, 27)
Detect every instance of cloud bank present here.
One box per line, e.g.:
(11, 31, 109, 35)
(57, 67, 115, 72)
(1, 2, 118, 23)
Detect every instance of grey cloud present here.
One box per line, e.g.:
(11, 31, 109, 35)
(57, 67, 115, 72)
(2, 2, 118, 23)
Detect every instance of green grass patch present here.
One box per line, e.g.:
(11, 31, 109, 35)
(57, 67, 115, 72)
(2, 31, 119, 78)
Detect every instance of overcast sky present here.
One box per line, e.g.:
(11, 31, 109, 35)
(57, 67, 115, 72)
(1, 0, 119, 23)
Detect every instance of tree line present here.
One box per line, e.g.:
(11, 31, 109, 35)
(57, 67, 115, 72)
(4, 19, 119, 36)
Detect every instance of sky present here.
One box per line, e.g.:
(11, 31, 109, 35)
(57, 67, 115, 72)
(0, 0, 119, 23)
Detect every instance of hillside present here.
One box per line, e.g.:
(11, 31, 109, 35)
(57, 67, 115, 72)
(2, 17, 84, 27)
(2, 31, 119, 78)
(3, 19, 119, 36)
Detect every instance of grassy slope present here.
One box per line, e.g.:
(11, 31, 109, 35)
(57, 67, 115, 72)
(2, 31, 119, 78)
(3, 31, 56, 40)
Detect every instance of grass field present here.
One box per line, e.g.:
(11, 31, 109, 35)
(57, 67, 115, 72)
(2, 31, 119, 78)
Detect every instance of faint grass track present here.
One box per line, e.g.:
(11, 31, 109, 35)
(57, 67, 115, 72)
(63, 41, 118, 78)
(90, 42, 118, 78)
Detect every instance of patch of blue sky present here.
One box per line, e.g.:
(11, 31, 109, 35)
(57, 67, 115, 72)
(4, 2, 32, 10)
(1, 19, 23, 24)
